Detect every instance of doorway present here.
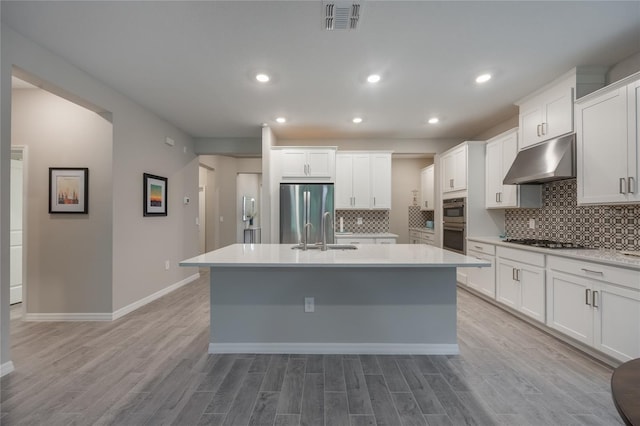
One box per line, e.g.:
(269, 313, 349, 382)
(10, 147, 26, 306)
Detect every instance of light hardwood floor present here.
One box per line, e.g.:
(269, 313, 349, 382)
(1, 271, 622, 426)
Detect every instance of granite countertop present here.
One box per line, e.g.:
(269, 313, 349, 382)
(180, 243, 489, 268)
(468, 236, 640, 270)
(334, 232, 399, 238)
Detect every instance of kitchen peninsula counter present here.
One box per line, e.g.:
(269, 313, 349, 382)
(181, 244, 488, 355)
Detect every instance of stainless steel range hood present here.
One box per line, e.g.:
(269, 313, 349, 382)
(503, 133, 576, 185)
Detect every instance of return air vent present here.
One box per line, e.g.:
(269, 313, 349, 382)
(323, 1, 361, 30)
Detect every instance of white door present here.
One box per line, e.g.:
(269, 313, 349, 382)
(370, 153, 391, 208)
(543, 86, 573, 141)
(10, 156, 23, 304)
(496, 259, 519, 310)
(546, 270, 593, 346)
(518, 264, 545, 323)
(351, 154, 371, 208)
(335, 154, 354, 208)
(485, 141, 502, 207)
(593, 282, 640, 362)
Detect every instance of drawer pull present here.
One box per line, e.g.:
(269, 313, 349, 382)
(585, 288, 591, 306)
(474, 245, 483, 250)
(592, 290, 599, 308)
(581, 268, 604, 276)
(620, 177, 627, 195)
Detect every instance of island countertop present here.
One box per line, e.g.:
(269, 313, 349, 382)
(180, 243, 490, 268)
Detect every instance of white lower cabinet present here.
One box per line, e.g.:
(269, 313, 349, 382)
(496, 247, 545, 323)
(466, 242, 496, 298)
(547, 256, 640, 362)
(409, 229, 436, 246)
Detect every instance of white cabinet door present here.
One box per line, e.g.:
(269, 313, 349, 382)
(485, 140, 502, 208)
(442, 145, 466, 193)
(420, 165, 435, 211)
(466, 251, 496, 299)
(370, 153, 391, 208)
(546, 270, 593, 346)
(543, 86, 573, 141)
(500, 132, 519, 206)
(281, 150, 308, 177)
(576, 86, 629, 204)
(593, 282, 640, 362)
(375, 238, 397, 244)
(628, 80, 640, 203)
(519, 103, 545, 150)
(335, 154, 354, 208)
(352, 154, 371, 208)
(518, 264, 545, 323)
(306, 150, 334, 178)
(496, 259, 519, 310)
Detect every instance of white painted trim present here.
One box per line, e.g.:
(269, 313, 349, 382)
(1, 361, 15, 377)
(112, 273, 200, 320)
(10, 285, 22, 305)
(23, 312, 113, 321)
(208, 343, 459, 355)
(22, 273, 200, 322)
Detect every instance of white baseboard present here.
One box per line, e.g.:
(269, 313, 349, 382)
(112, 273, 200, 320)
(23, 312, 113, 321)
(208, 342, 459, 355)
(23, 273, 200, 322)
(1, 361, 15, 377)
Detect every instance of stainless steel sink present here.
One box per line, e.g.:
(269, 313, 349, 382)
(291, 244, 358, 250)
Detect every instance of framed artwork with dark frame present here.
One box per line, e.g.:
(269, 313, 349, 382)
(143, 173, 168, 216)
(49, 167, 89, 214)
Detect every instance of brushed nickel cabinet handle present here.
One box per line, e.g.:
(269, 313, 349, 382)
(474, 245, 483, 250)
(629, 176, 635, 194)
(536, 124, 541, 137)
(586, 289, 591, 306)
(542, 122, 547, 135)
(592, 290, 599, 308)
(496, 192, 499, 202)
(512, 268, 517, 281)
(620, 177, 627, 194)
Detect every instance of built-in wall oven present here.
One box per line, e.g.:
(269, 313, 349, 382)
(443, 198, 466, 254)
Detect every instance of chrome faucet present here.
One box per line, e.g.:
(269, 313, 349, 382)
(302, 222, 313, 251)
(321, 211, 332, 251)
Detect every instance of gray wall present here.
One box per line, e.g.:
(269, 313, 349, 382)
(12, 88, 113, 313)
(1, 24, 199, 366)
(276, 138, 461, 155)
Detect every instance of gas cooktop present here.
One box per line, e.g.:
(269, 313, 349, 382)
(504, 239, 586, 249)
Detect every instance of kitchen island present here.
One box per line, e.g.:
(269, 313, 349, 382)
(180, 244, 489, 355)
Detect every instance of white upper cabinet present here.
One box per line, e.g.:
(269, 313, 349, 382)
(370, 152, 392, 209)
(576, 73, 640, 205)
(441, 145, 467, 193)
(517, 67, 607, 151)
(335, 151, 391, 209)
(485, 129, 541, 209)
(280, 148, 336, 180)
(518, 82, 574, 150)
(335, 153, 371, 209)
(420, 165, 435, 211)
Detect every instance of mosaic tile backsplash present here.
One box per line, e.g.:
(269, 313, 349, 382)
(505, 179, 640, 251)
(335, 210, 389, 233)
(408, 205, 435, 228)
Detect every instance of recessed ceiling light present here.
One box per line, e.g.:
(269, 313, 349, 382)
(352, 117, 363, 124)
(367, 74, 381, 83)
(475, 73, 492, 84)
(428, 117, 439, 124)
(275, 117, 286, 123)
(256, 73, 270, 83)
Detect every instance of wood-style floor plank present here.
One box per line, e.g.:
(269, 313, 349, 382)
(0, 274, 624, 426)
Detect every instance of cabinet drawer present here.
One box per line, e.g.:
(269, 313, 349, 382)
(548, 256, 640, 290)
(497, 246, 545, 267)
(375, 238, 397, 244)
(335, 237, 372, 244)
(467, 241, 496, 255)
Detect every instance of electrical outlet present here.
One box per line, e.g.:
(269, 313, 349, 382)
(304, 297, 315, 313)
(356, 217, 363, 225)
(528, 218, 536, 229)
(165, 260, 170, 270)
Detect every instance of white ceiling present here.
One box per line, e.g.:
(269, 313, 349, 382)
(2, 1, 640, 141)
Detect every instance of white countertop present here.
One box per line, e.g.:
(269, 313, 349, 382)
(468, 236, 640, 270)
(335, 232, 399, 238)
(180, 243, 489, 268)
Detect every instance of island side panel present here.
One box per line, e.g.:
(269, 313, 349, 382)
(208, 266, 457, 354)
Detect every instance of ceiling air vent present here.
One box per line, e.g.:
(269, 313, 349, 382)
(323, 2, 361, 30)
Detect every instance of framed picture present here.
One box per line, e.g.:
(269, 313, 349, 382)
(143, 173, 168, 216)
(49, 167, 89, 214)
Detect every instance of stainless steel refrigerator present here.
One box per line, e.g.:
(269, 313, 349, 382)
(280, 183, 334, 244)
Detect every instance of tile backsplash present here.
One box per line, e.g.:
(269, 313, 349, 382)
(408, 205, 434, 228)
(335, 210, 389, 233)
(505, 179, 640, 251)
